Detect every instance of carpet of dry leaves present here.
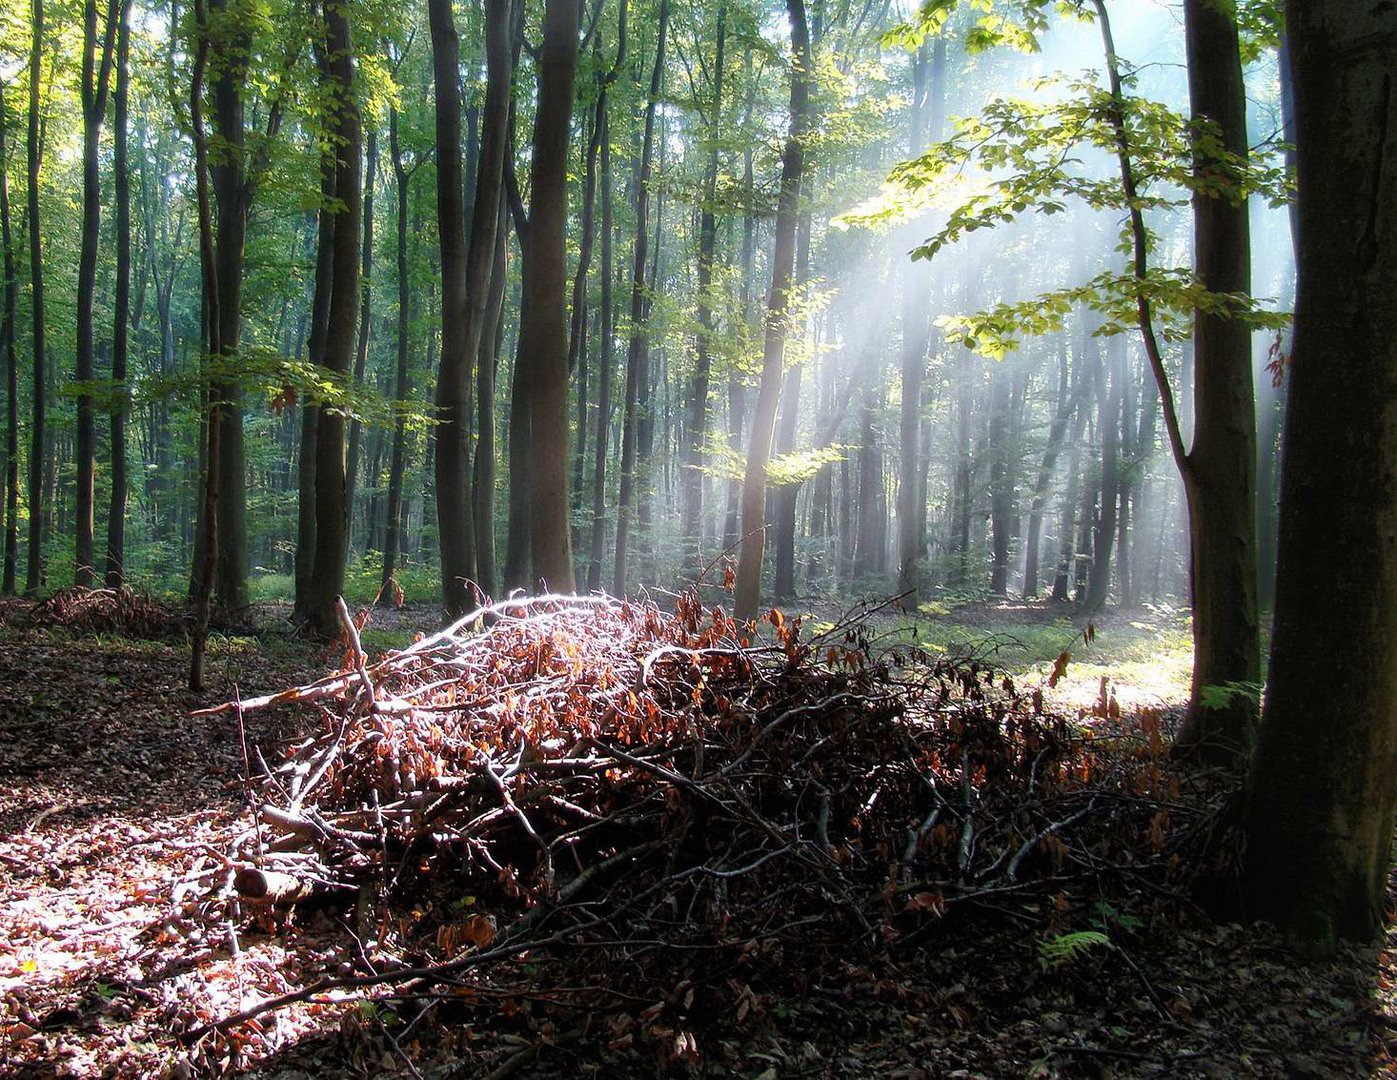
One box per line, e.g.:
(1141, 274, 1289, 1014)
(0, 596, 1392, 1079)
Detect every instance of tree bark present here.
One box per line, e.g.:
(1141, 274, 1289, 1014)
(345, 128, 377, 538)
(209, 0, 251, 613)
(0, 77, 20, 595)
(104, 0, 131, 586)
(304, 0, 362, 638)
(586, 19, 624, 593)
(1172, 0, 1260, 762)
(516, 0, 579, 592)
(614, 0, 669, 598)
(680, 3, 726, 576)
(734, 0, 811, 621)
(382, 106, 412, 591)
(24, 0, 45, 596)
(473, 201, 509, 597)
(75, 0, 118, 587)
(1242, 0, 1397, 950)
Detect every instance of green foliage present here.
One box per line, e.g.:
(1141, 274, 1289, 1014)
(1037, 929, 1111, 970)
(1197, 680, 1262, 712)
(837, 30, 1292, 361)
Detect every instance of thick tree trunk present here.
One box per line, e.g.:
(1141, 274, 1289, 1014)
(614, 0, 668, 598)
(104, 0, 131, 586)
(516, 0, 579, 592)
(209, 0, 250, 614)
(734, 0, 810, 621)
(1242, 0, 1397, 950)
(304, 0, 362, 638)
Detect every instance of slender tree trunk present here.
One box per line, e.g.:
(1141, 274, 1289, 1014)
(104, 0, 131, 586)
(304, 0, 362, 638)
(382, 107, 412, 590)
(75, 0, 118, 587)
(614, 0, 669, 598)
(473, 201, 508, 596)
(587, 90, 621, 591)
(24, 0, 45, 596)
(345, 128, 377, 537)
(734, 0, 811, 620)
(188, 0, 220, 690)
(895, 39, 939, 608)
(1084, 335, 1123, 612)
(1089, 0, 1259, 763)
(434, 0, 511, 613)
(771, 201, 811, 601)
(1024, 337, 1086, 597)
(680, 3, 726, 576)
(0, 78, 20, 595)
(296, 182, 336, 620)
(1172, 0, 1260, 762)
(987, 366, 1014, 596)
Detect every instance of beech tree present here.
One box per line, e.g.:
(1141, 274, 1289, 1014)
(734, 0, 812, 621)
(303, 0, 363, 638)
(1242, 0, 1396, 952)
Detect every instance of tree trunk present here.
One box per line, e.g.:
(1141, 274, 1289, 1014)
(895, 39, 940, 609)
(680, 3, 726, 577)
(188, 0, 220, 690)
(75, 0, 118, 587)
(104, 0, 131, 586)
(345, 128, 377, 539)
(734, 0, 811, 621)
(587, 38, 623, 593)
(24, 0, 45, 596)
(296, 178, 337, 621)
(614, 0, 668, 598)
(516, 0, 579, 592)
(382, 107, 411, 590)
(473, 201, 508, 597)
(1172, 0, 1260, 763)
(1024, 337, 1086, 598)
(209, 0, 250, 614)
(430, 0, 475, 608)
(1242, 0, 1397, 950)
(987, 366, 1014, 596)
(1084, 335, 1123, 613)
(304, 0, 362, 638)
(0, 77, 20, 595)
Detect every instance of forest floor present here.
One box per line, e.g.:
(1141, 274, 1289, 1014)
(0, 594, 1391, 1079)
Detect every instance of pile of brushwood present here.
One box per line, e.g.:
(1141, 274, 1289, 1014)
(190, 591, 1215, 1057)
(0, 584, 187, 639)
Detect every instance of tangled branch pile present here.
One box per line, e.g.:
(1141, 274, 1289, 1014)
(197, 592, 1204, 1041)
(3, 585, 187, 638)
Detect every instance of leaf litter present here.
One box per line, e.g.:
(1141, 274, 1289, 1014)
(0, 588, 1391, 1077)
